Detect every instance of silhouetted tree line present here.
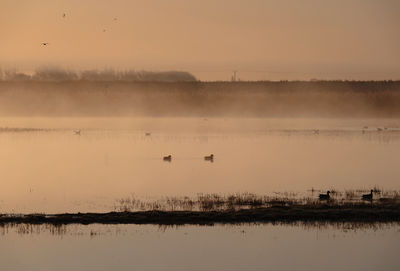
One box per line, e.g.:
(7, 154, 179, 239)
(0, 67, 197, 82)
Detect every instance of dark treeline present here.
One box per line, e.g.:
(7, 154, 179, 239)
(0, 67, 197, 82)
(0, 80, 400, 117)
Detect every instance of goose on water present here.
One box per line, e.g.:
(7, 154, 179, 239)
(163, 155, 172, 162)
(362, 189, 373, 200)
(319, 191, 330, 200)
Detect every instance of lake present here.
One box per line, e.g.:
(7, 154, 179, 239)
(0, 117, 399, 213)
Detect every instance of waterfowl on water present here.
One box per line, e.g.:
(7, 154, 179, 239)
(362, 189, 373, 200)
(163, 155, 172, 162)
(319, 191, 330, 200)
(204, 154, 214, 162)
(145, 132, 151, 136)
(74, 130, 81, 135)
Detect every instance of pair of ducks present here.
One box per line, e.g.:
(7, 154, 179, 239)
(319, 190, 374, 200)
(163, 154, 214, 162)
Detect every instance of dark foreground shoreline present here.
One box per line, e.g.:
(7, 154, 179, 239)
(2, 204, 400, 225)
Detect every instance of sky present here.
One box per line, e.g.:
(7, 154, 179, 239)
(1, 0, 399, 81)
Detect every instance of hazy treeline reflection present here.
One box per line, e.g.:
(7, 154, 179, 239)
(0, 80, 399, 117)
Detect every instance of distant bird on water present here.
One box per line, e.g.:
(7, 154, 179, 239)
(74, 130, 81, 135)
(163, 155, 172, 162)
(204, 154, 214, 162)
(41, 42, 49, 46)
(62, 13, 66, 18)
(362, 190, 374, 201)
(319, 191, 330, 200)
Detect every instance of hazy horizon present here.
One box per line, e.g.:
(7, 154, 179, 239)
(1, 0, 399, 81)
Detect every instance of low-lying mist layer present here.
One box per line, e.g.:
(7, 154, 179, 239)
(0, 80, 400, 117)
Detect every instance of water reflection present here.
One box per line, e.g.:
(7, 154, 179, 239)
(0, 223, 399, 271)
(0, 221, 399, 236)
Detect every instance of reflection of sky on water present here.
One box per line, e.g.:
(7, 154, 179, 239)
(0, 223, 399, 271)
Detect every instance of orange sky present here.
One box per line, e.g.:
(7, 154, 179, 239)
(1, 0, 399, 80)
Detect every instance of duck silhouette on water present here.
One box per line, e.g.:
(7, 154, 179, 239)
(204, 154, 214, 162)
(163, 155, 172, 162)
(319, 191, 331, 200)
(362, 190, 374, 201)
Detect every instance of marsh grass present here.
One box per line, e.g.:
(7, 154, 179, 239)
(114, 190, 400, 212)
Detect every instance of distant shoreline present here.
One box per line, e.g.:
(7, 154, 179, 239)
(2, 204, 399, 225)
(1, 80, 400, 117)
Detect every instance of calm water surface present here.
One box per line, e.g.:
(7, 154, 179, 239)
(0, 223, 399, 271)
(0, 117, 399, 213)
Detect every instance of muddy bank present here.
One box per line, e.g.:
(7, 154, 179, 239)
(2, 203, 400, 225)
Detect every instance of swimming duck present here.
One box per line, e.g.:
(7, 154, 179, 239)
(204, 154, 214, 162)
(163, 155, 172, 162)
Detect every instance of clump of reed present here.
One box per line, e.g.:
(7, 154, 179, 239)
(114, 189, 400, 213)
